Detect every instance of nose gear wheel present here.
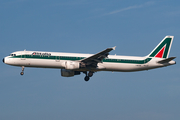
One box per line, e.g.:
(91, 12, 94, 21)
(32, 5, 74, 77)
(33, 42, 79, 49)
(20, 66, 24, 75)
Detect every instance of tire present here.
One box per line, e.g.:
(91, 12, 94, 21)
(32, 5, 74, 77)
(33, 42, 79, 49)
(20, 72, 24, 75)
(84, 76, 90, 81)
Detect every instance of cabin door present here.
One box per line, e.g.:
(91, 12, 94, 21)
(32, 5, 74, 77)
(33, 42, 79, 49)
(56, 56, 60, 62)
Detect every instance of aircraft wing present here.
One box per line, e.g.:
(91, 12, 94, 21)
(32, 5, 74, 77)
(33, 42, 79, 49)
(81, 46, 116, 67)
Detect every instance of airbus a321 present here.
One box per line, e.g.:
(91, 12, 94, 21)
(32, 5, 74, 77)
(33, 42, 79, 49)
(3, 36, 176, 81)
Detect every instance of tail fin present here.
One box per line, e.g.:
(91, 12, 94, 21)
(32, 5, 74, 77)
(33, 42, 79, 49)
(148, 36, 174, 58)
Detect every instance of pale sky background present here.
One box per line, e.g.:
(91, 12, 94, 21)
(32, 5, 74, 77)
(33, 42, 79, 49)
(0, 0, 180, 120)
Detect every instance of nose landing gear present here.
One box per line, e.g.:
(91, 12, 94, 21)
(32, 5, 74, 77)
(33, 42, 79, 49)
(20, 66, 24, 75)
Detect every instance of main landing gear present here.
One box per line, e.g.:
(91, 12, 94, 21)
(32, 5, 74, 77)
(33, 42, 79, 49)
(20, 66, 24, 75)
(83, 71, 94, 81)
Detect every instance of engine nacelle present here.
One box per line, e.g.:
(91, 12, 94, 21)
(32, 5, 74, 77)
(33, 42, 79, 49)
(62, 61, 80, 70)
(61, 69, 81, 77)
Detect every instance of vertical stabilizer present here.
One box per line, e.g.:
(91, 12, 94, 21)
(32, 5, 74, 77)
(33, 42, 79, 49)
(148, 36, 174, 58)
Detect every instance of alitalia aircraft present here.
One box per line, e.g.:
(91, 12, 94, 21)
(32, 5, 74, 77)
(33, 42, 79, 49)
(3, 36, 176, 81)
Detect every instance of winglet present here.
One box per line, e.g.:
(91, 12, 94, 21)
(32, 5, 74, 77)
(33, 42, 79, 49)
(112, 46, 116, 50)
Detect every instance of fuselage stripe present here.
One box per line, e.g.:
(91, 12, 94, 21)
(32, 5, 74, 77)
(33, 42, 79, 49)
(10, 55, 152, 64)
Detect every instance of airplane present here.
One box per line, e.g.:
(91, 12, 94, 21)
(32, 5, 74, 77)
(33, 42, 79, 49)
(3, 36, 176, 81)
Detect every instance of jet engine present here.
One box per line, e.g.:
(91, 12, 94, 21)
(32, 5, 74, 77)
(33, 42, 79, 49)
(62, 61, 80, 70)
(61, 69, 80, 77)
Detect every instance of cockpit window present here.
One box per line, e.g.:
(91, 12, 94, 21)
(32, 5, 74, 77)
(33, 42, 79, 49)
(10, 54, 16, 56)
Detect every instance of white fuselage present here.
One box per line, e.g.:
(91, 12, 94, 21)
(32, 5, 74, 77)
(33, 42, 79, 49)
(3, 51, 175, 72)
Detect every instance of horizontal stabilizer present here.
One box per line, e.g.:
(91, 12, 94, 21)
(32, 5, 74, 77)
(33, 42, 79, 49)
(157, 57, 176, 64)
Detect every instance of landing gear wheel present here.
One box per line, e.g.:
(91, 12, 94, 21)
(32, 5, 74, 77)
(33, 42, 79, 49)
(20, 72, 24, 75)
(84, 76, 90, 81)
(88, 71, 94, 77)
(20, 66, 25, 76)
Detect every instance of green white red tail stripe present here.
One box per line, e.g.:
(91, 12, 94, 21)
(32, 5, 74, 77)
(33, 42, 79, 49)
(148, 36, 174, 58)
(155, 45, 166, 58)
